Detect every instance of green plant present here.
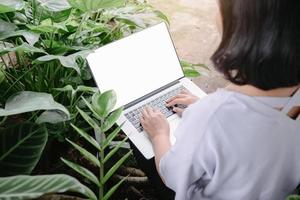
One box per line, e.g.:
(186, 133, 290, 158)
(0, 0, 168, 133)
(0, 99, 92, 199)
(0, 92, 71, 177)
(0, 0, 166, 198)
(0, 0, 207, 198)
(0, 123, 48, 176)
(180, 60, 209, 78)
(62, 90, 132, 200)
(287, 195, 300, 200)
(0, 175, 96, 199)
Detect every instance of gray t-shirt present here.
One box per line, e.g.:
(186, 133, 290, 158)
(160, 88, 300, 200)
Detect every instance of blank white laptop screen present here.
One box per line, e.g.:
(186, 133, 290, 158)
(86, 23, 184, 109)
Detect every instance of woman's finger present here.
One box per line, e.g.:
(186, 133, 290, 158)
(140, 116, 145, 123)
(152, 107, 160, 113)
(166, 94, 187, 103)
(166, 98, 188, 107)
(142, 107, 150, 118)
(165, 96, 176, 103)
(180, 89, 191, 95)
(145, 106, 155, 116)
(173, 107, 184, 116)
(140, 117, 148, 130)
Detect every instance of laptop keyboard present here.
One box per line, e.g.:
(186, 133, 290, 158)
(124, 86, 186, 132)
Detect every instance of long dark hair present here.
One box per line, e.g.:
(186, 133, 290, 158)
(211, 0, 300, 90)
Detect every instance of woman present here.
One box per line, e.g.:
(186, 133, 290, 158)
(140, 0, 300, 199)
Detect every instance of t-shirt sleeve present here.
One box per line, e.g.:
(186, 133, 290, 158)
(159, 99, 217, 198)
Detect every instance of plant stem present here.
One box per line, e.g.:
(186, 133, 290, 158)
(32, 0, 37, 25)
(28, 111, 40, 121)
(95, 11, 102, 21)
(99, 119, 104, 200)
(101, 23, 123, 43)
(72, 13, 89, 44)
(38, 6, 43, 25)
(3, 70, 23, 91)
(72, 13, 89, 45)
(100, 148, 104, 200)
(50, 18, 55, 49)
(70, 92, 74, 107)
(3, 65, 36, 97)
(15, 38, 27, 68)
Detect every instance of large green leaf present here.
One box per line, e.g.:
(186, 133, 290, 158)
(35, 50, 92, 74)
(0, 43, 45, 56)
(183, 69, 200, 77)
(0, 19, 17, 33)
(36, 110, 70, 124)
(27, 18, 68, 33)
(0, 92, 70, 120)
(14, 12, 27, 23)
(0, 123, 47, 176)
(77, 85, 99, 93)
(71, 123, 101, 151)
(0, 31, 40, 46)
(35, 4, 72, 23)
(0, 0, 24, 13)
(76, 106, 98, 129)
(108, 5, 169, 28)
(61, 158, 100, 187)
(55, 85, 98, 98)
(92, 90, 117, 119)
(286, 195, 300, 200)
(0, 174, 97, 200)
(68, 0, 125, 12)
(102, 107, 123, 132)
(67, 139, 100, 167)
(81, 96, 102, 120)
(37, 0, 71, 12)
(41, 40, 74, 55)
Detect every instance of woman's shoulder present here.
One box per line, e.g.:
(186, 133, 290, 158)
(187, 88, 282, 118)
(188, 88, 300, 144)
(181, 88, 285, 136)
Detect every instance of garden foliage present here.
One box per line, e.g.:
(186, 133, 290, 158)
(0, 0, 167, 199)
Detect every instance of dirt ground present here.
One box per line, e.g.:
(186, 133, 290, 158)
(148, 0, 228, 93)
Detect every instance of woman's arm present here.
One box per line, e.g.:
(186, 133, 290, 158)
(140, 107, 171, 175)
(151, 134, 171, 179)
(140, 91, 198, 174)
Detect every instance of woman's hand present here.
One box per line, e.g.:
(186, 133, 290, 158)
(166, 90, 199, 115)
(140, 106, 170, 143)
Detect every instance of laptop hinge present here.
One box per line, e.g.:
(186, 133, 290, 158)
(124, 79, 181, 110)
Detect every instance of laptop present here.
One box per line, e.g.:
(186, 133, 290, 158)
(86, 22, 207, 159)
